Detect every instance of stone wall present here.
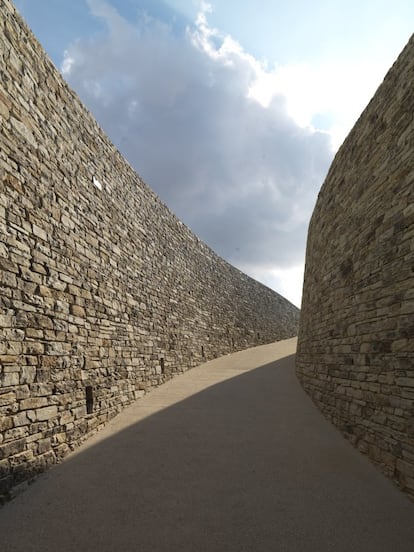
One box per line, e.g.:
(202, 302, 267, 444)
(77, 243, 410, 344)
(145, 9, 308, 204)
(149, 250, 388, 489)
(0, 0, 299, 502)
(297, 35, 414, 499)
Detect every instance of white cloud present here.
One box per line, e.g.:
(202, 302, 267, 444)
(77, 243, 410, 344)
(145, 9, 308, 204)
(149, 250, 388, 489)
(61, 51, 75, 75)
(246, 23, 410, 152)
(249, 59, 390, 150)
(244, 265, 305, 308)
(61, 0, 333, 302)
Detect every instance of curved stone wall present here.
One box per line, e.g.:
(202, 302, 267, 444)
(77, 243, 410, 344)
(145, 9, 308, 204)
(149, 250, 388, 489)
(297, 35, 414, 499)
(0, 2, 299, 501)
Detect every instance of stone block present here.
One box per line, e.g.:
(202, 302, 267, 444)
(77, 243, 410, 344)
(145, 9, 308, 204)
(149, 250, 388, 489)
(19, 397, 48, 410)
(12, 411, 29, 427)
(35, 406, 57, 422)
(32, 224, 47, 241)
(16, 386, 30, 400)
(0, 315, 13, 328)
(0, 392, 16, 407)
(0, 355, 18, 364)
(4, 427, 28, 441)
(37, 438, 51, 454)
(59, 411, 74, 425)
(396, 377, 414, 388)
(1, 372, 19, 386)
(71, 304, 86, 318)
(0, 438, 26, 460)
(20, 365, 36, 384)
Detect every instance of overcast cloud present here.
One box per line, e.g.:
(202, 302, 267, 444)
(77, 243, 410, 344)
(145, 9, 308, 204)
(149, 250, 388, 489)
(61, 0, 333, 305)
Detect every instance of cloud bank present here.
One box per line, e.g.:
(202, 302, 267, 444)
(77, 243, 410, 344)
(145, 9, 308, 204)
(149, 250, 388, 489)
(62, 0, 333, 305)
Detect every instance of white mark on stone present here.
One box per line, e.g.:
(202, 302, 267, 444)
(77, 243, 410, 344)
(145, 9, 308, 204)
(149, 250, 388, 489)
(93, 176, 102, 190)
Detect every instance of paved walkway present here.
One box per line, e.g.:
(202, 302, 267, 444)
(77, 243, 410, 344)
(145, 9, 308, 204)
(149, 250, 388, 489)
(1, 338, 414, 551)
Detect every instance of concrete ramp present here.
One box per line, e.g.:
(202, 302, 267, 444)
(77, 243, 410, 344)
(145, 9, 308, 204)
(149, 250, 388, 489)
(1, 338, 414, 551)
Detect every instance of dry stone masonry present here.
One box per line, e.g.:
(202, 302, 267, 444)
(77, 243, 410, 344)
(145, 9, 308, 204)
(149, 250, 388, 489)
(297, 35, 414, 500)
(0, 0, 299, 502)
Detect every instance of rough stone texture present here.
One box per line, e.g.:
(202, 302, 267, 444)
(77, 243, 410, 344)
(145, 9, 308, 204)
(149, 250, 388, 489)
(297, 35, 414, 500)
(0, 0, 299, 502)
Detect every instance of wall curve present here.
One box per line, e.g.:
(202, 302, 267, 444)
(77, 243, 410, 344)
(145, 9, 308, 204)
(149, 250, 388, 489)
(297, 35, 414, 499)
(0, 1, 299, 501)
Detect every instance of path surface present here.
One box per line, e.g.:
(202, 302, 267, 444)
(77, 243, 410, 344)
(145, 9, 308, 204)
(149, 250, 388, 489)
(1, 338, 414, 551)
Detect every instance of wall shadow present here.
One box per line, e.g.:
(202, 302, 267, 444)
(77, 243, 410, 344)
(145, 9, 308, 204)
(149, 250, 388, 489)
(1, 353, 414, 552)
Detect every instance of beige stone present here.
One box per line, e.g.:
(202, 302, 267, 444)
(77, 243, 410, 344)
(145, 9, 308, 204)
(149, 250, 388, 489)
(36, 406, 58, 422)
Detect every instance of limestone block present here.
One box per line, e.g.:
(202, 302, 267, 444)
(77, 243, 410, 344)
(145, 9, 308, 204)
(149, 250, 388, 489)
(9, 448, 34, 467)
(37, 438, 51, 454)
(35, 406, 57, 422)
(0, 417, 13, 432)
(0, 438, 26, 460)
(0, 391, 15, 406)
(19, 397, 48, 410)
(396, 377, 414, 388)
(12, 411, 29, 427)
(9, 116, 36, 147)
(1, 372, 19, 386)
(4, 427, 28, 441)
(0, 315, 13, 327)
(16, 385, 30, 400)
(0, 96, 10, 119)
(22, 342, 44, 355)
(71, 304, 86, 318)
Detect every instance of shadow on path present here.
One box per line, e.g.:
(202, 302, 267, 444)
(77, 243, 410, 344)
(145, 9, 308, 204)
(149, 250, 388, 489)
(1, 340, 414, 551)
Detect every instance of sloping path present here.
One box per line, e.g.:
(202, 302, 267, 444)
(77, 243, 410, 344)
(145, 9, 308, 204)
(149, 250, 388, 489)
(1, 337, 414, 551)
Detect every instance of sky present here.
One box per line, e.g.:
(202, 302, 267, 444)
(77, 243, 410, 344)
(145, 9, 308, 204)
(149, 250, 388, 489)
(13, 0, 414, 307)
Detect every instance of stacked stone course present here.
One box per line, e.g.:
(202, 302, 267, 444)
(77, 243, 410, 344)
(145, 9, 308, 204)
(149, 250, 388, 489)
(0, 0, 299, 502)
(297, 35, 414, 499)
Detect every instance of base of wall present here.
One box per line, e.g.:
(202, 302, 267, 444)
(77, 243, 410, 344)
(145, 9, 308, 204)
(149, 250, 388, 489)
(296, 367, 414, 503)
